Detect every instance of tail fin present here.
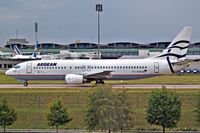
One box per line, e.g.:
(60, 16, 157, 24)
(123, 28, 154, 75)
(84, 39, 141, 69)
(32, 41, 39, 58)
(156, 27, 192, 61)
(13, 45, 22, 55)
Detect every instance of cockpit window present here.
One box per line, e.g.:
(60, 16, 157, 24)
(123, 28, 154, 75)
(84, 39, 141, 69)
(14, 65, 20, 69)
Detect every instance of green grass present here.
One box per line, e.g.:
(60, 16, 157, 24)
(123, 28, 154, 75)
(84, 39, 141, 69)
(0, 88, 200, 131)
(0, 88, 89, 129)
(105, 74, 200, 85)
(1, 71, 200, 84)
(0, 71, 19, 84)
(1, 70, 200, 130)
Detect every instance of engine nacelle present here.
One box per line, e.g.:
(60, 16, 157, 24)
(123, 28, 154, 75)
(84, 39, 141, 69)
(65, 74, 87, 84)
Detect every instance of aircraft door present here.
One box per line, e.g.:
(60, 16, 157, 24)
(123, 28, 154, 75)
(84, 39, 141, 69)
(154, 62, 159, 73)
(26, 63, 32, 73)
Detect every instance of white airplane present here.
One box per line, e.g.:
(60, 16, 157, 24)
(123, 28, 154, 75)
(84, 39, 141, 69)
(10, 44, 41, 60)
(6, 27, 192, 86)
(10, 44, 73, 60)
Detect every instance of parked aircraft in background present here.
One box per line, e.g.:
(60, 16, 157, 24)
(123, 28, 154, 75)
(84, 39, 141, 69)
(6, 27, 193, 86)
(10, 44, 101, 60)
(9, 45, 41, 60)
(9, 44, 56, 60)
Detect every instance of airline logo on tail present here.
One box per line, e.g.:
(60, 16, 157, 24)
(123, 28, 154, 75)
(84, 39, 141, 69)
(33, 41, 39, 58)
(156, 27, 192, 61)
(158, 40, 190, 59)
(13, 45, 22, 56)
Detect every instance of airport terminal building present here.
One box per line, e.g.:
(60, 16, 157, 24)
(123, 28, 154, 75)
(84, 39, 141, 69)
(1, 38, 200, 71)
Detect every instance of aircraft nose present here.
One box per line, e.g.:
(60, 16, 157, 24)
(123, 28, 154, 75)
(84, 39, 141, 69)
(5, 69, 11, 75)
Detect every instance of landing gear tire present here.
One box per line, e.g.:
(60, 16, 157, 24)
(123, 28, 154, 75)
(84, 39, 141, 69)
(24, 81, 28, 87)
(95, 79, 105, 84)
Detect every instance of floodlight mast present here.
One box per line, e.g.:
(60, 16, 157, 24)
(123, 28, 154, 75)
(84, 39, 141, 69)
(35, 22, 38, 45)
(96, 3, 103, 59)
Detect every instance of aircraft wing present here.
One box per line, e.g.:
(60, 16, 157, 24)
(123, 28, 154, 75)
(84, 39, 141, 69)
(85, 71, 113, 79)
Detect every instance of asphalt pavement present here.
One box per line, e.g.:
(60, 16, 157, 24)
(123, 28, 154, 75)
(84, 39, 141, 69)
(0, 84, 200, 89)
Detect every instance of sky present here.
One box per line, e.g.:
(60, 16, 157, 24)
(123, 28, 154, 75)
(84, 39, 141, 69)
(0, 0, 200, 46)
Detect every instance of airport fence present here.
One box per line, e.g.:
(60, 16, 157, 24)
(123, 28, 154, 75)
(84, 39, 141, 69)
(0, 90, 199, 129)
(0, 91, 197, 110)
(0, 92, 87, 109)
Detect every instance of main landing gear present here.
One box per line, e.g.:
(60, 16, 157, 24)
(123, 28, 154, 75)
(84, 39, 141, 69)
(95, 79, 105, 84)
(23, 80, 28, 87)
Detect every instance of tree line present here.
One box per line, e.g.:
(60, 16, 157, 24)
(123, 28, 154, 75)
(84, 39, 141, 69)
(1, 87, 200, 133)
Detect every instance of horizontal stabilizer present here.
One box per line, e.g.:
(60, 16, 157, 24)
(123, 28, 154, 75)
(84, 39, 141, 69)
(172, 58, 200, 66)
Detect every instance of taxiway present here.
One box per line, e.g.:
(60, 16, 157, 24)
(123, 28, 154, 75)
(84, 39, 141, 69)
(0, 84, 200, 89)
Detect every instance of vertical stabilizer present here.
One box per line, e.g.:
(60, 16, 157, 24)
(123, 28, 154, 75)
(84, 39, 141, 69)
(32, 41, 39, 58)
(13, 45, 22, 55)
(156, 27, 192, 61)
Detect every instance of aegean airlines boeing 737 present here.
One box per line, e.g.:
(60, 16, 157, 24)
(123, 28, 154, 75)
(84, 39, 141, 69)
(6, 27, 192, 86)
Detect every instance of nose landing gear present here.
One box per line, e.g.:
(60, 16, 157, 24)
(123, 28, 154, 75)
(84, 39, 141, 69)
(23, 81, 28, 87)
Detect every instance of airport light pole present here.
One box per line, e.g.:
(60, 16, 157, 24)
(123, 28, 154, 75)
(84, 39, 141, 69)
(35, 22, 38, 46)
(34, 22, 38, 57)
(96, 3, 103, 59)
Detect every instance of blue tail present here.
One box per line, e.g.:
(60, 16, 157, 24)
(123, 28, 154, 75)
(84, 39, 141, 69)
(33, 41, 39, 58)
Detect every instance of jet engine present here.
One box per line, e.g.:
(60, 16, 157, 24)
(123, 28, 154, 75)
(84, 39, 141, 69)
(65, 74, 87, 84)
